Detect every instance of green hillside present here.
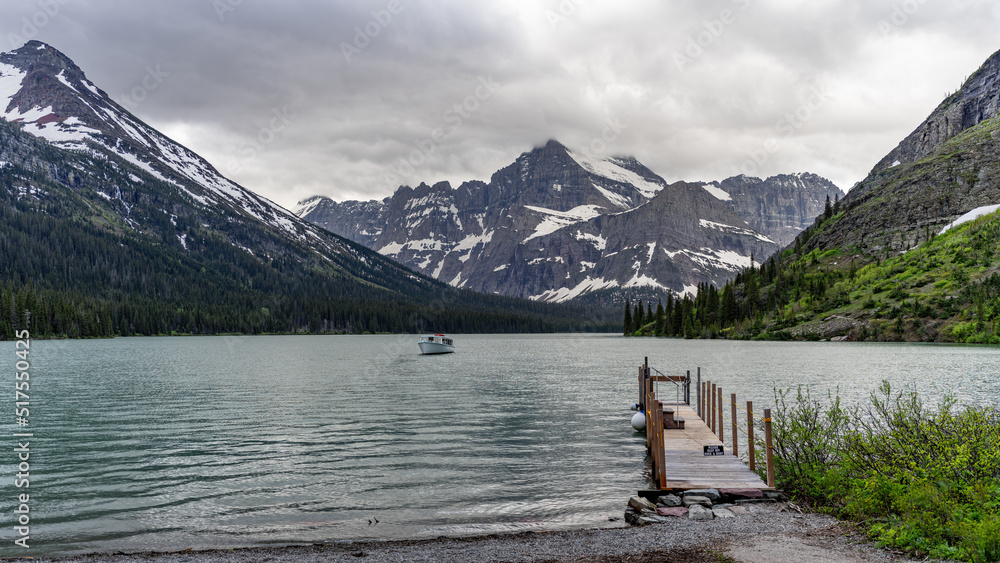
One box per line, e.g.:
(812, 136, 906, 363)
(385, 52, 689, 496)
(625, 203, 1000, 343)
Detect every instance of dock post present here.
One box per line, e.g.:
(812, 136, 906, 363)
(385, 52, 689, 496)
(638, 366, 643, 412)
(645, 369, 654, 453)
(654, 398, 666, 489)
(717, 386, 723, 444)
(685, 370, 691, 405)
(709, 383, 716, 434)
(731, 393, 738, 457)
(764, 408, 775, 488)
(696, 368, 701, 417)
(747, 401, 756, 471)
(700, 381, 705, 419)
(652, 398, 660, 483)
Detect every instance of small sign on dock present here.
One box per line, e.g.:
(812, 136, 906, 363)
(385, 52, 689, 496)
(703, 445, 725, 456)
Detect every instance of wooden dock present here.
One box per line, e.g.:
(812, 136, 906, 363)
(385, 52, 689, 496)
(657, 402, 770, 490)
(638, 359, 773, 491)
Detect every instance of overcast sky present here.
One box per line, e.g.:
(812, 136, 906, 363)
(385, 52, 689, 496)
(2, 1, 998, 209)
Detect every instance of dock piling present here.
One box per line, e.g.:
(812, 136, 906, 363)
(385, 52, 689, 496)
(717, 386, 723, 444)
(731, 393, 738, 457)
(710, 383, 716, 434)
(696, 368, 701, 418)
(764, 408, 775, 488)
(747, 401, 756, 472)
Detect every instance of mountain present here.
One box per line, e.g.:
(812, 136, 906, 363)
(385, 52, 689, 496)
(700, 173, 844, 247)
(0, 41, 612, 336)
(298, 140, 782, 302)
(641, 47, 1000, 343)
(802, 48, 1000, 255)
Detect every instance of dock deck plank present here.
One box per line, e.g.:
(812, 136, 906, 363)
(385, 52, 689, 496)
(658, 402, 771, 490)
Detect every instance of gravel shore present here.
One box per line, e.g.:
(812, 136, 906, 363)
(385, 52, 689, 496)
(18, 504, 922, 563)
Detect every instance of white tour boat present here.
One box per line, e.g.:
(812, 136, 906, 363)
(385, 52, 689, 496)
(418, 334, 455, 355)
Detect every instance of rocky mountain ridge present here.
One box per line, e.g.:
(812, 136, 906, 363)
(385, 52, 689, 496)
(299, 141, 800, 302)
(701, 173, 844, 247)
(0, 41, 608, 335)
(802, 47, 1000, 255)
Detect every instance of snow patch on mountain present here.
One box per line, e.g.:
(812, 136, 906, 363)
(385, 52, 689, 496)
(23, 119, 100, 144)
(0, 62, 25, 106)
(623, 273, 667, 290)
(574, 230, 607, 251)
(522, 204, 604, 242)
(701, 184, 732, 201)
(530, 276, 620, 302)
(939, 204, 1000, 234)
(293, 196, 325, 218)
(700, 219, 775, 243)
(567, 150, 664, 198)
(591, 183, 632, 209)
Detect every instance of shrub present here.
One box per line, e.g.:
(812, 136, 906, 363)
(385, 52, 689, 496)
(768, 382, 1000, 561)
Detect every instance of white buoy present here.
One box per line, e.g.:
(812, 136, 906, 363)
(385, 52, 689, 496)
(631, 412, 646, 431)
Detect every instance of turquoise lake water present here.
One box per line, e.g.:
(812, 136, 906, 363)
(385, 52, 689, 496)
(3, 334, 998, 555)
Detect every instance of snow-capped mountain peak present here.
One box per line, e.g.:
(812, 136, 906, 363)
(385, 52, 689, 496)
(0, 40, 316, 245)
(297, 141, 784, 302)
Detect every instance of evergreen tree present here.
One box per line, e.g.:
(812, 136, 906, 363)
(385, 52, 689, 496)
(655, 299, 664, 336)
(721, 284, 738, 325)
(681, 296, 695, 338)
(671, 299, 683, 335)
(664, 294, 675, 337)
(623, 297, 633, 335)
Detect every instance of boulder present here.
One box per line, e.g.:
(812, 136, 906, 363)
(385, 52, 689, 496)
(682, 495, 712, 508)
(719, 488, 763, 499)
(656, 494, 682, 507)
(728, 506, 749, 515)
(688, 504, 714, 520)
(640, 515, 668, 524)
(683, 489, 720, 501)
(712, 508, 736, 518)
(628, 495, 658, 513)
(624, 508, 643, 526)
(656, 507, 689, 517)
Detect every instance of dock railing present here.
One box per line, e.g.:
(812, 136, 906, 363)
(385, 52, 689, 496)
(638, 360, 775, 489)
(638, 357, 691, 489)
(699, 376, 775, 487)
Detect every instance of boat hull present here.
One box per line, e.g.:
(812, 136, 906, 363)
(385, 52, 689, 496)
(418, 341, 454, 355)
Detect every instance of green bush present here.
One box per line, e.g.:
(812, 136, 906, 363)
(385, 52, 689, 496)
(768, 382, 1000, 561)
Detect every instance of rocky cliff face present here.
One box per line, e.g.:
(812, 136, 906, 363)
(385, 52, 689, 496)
(295, 196, 388, 247)
(803, 48, 1000, 254)
(512, 181, 779, 301)
(702, 174, 844, 247)
(300, 141, 784, 301)
(870, 49, 1000, 174)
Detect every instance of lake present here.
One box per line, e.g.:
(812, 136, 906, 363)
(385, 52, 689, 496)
(4, 334, 999, 556)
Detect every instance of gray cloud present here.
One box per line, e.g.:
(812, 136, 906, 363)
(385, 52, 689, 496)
(1, 0, 998, 208)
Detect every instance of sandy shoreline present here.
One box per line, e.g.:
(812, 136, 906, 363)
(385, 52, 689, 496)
(15, 504, 921, 563)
